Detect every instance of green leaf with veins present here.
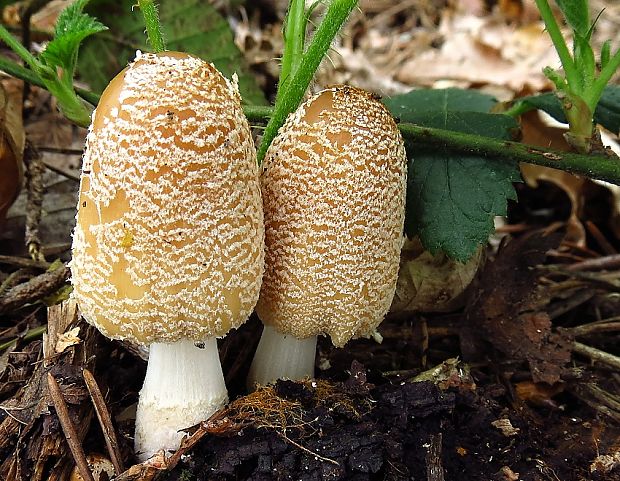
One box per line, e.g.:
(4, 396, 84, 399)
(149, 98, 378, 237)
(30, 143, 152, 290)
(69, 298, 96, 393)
(516, 85, 620, 134)
(384, 88, 521, 262)
(39, 0, 107, 75)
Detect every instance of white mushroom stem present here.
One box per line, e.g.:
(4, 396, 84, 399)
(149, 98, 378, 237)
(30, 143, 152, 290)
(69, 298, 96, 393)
(247, 325, 318, 388)
(134, 338, 227, 461)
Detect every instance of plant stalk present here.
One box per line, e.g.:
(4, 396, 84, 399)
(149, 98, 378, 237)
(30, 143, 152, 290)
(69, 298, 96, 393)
(277, 0, 306, 102)
(0, 24, 39, 71)
(138, 0, 166, 53)
(534, 0, 580, 89)
(398, 122, 620, 184)
(257, 0, 359, 162)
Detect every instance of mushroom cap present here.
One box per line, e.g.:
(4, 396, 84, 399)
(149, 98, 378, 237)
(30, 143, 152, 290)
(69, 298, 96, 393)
(71, 52, 264, 344)
(256, 85, 407, 347)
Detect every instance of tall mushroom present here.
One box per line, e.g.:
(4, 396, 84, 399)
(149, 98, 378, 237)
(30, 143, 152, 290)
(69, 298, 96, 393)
(247, 85, 406, 387)
(71, 52, 264, 460)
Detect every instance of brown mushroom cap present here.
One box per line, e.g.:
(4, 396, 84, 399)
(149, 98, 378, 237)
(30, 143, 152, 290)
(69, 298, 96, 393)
(71, 52, 264, 344)
(256, 85, 406, 347)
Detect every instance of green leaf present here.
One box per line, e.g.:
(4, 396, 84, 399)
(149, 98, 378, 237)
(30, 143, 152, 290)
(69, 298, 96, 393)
(601, 40, 611, 70)
(385, 87, 497, 116)
(517, 85, 620, 134)
(595, 85, 620, 134)
(572, 33, 595, 89)
(384, 89, 520, 261)
(555, 0, 589, 36)
(79, 0, 266, 105)
(39, 0, 107, 74)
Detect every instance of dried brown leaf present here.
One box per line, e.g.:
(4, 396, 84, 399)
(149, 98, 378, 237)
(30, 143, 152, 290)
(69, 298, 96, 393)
(464, 231, 572, 384)
(391, 237, 483, 313)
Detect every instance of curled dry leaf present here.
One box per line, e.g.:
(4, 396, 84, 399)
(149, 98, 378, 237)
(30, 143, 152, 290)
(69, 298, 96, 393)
(68, 453, 115, 481)
(390, 237, 483, 313)
(0, 79, 24, 226)
(519, 110, 612, 247)
(55, 326, 82, 354)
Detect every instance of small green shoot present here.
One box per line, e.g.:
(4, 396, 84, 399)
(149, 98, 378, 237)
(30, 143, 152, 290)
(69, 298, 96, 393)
(0, 0, 106, 127)
(257, 0, 358, 163)
(137, 0, 166, 53)
(534, 0, 620, 152)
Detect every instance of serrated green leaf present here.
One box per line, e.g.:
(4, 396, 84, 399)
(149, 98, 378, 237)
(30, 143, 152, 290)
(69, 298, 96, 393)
(555, 0, 589, 36)
(517, 85, 620, 134)
(386, 88, 497, 116)
(79, 0, 266, 105)
(384, 89, 520, 261)
(39, 0, 107, 73)
(595, 86, 620, 134)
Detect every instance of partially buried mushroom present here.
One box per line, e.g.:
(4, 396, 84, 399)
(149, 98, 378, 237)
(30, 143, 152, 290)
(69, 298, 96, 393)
(247, 85, 407, 387)
(71, 52, 264, 460)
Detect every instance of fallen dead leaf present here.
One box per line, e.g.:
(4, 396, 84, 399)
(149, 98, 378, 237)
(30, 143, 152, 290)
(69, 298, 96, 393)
(491, 418, 520, 437)
(55, 326, 81, 354)
(464, 231, 572, 384)
(390, 237, 483, 313)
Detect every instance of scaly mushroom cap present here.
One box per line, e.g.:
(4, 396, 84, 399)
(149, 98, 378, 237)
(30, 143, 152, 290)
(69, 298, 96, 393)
(71, 52, 264, 344)
(256, 85, 406, 347)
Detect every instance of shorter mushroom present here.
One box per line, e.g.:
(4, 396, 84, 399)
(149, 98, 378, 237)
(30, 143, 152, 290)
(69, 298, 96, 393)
(248, 85, 407, 387)
(71, 52, 264, 459)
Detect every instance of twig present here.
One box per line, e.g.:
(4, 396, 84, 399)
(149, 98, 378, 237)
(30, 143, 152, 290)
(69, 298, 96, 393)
(567, 254, 620, 272)
(82, 369, 125, 475)
(569, 384, 620, 423)
(425, 432, 445, 481)
(585, 221, 617, 256)
(573, 342, 620, 371)
(0, 254, 49, 269)
(582, 384, 620, 413)
(47, 372, 96, 481)
(40, 158, 80, 181)
(566, 319, 620, 337)
(0, 263, 69, 314)
(23, 142, 46, 262)
(276, 431, 339, 465)
(38, 145, 83, 155)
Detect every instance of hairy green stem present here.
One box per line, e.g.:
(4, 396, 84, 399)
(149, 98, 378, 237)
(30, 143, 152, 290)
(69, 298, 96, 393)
(398, 123, 620, 184)
(138, 0, 165, 53)
(0, 26, 92, 127)
(277, 0, 306, 102)
(257, 0, 359, 162)
(0, 24, 39, 71)
(243, 104, 275, 124)
(0, 55, 99, 105)
(534, 0, 580, 89)
(46, 78, 92, 127)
